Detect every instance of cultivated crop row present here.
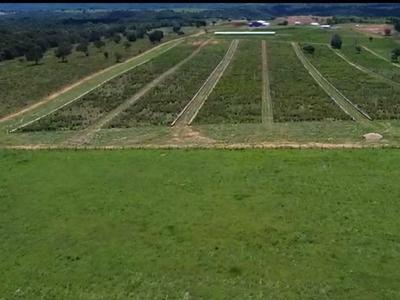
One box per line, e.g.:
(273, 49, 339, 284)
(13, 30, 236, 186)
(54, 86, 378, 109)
(193, 40, 263, 124)
(339, 45, 400, 82)
(20, 43, 200, 132)
(306, 44, 400, 120)
(268, 42, 351, 122)
(108, 42, 230, 127)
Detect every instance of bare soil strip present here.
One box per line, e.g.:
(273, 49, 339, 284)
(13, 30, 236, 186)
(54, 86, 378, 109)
(66, 40, 212, 146)
(361, 45, 400, 68)
(0, 33, 203, 125)
(292, 42, 371, 124)
(261, 41, 274, 123)
(2, 142, 387, 151)
(171, 39, 239, 126)
(331, 47, 400, 88)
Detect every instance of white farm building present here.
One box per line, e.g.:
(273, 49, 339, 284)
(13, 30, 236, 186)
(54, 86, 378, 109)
(310, 22, 320, 26)
(214, 31, 276, 36)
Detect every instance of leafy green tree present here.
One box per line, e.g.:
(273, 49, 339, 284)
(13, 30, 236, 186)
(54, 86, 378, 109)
(94, 40, 105, 51)
(76, 41, 89, 56)
(113, 34, 121, 44)
(127, 33, 137, 42)
(391, 48, 400, 62)
(114, 51, 122, 63)
(25, 45, 43, 65)
(148, 30, 164, 44)
(303, 45, 315, 55)
(331, 34, 342, 49)
(172, 24, 181, 33)
(104, 51, 109, 59)
(55, 42, 72, 62)
(355, 45, 361, 54)
(123, 41, 131, 51)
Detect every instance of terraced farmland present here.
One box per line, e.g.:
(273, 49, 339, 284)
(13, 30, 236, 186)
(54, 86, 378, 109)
(108, 41, 230, 128)
(193, 40, 263, 124)
(306, 44, 400, 120)
(268, 42, 351, 122)
(19, 43, 201, 132)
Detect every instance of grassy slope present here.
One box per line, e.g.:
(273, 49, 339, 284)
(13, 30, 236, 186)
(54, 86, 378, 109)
(1, 149, 400, 299)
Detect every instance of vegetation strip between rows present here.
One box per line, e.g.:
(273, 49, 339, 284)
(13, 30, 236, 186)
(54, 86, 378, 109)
(361, 45, 400, 68)
(261, 41, 273, 123)
(171, 39, 239, 126)
(7, 39, 186, 133)
(291, 42, 370, 123)
(330, 46, 400, 88)
(67, 40, 211, 141)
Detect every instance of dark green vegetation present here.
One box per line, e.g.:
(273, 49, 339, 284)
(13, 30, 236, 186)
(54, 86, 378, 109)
(109, 42, 230, 128)
(20, 43, 200, 131)
(194, 40, 262, 124)
(268, 42, 351, 122)
(2, 149, 400, 299)
(307, 44, 400, 120)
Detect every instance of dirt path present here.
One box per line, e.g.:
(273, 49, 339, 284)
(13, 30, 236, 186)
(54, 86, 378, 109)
(66, 40, 212, 146)
(261, 41, 274, 123)
(331, 47, 400, 88)
(361, 45, 400, 68)
(3, 141, 387, 150)
(171, 39, 239, 126)
(0, 33, 202, 125)
(292, 42, 371, 123)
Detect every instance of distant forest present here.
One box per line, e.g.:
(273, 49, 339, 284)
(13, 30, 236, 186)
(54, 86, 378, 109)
(2, 3, 400, 62)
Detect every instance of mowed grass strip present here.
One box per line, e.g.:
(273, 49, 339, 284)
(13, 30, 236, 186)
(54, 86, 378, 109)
(339, 43, 400, 82)
(108, 41, 230, 127)
(306, 44, 400, 120)
(193, 40, 262, 124)
(268, 42, 351, 122)
(19, 43, 200, 132)
(0, 37, 178, 118)
(2, 149, 400, 299)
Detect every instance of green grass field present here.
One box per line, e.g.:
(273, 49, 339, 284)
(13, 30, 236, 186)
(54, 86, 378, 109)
(1, 149, 400, 299)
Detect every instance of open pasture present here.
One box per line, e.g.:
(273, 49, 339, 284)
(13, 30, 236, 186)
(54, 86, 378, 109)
(19, 43, 200, 132)
(193, 40, 262, 124)
(2, 149, 400, 299)
(267, 42, 351, 122)
(108, 41, 230, 128)
(0, 36, 179, 119)
(305, 44, 400, 120)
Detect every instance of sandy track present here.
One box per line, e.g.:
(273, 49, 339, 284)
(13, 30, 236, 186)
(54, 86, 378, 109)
(292, 42, 370, 123)
(261, 41, 273, 123)
(0, 32, 203, 125)
(171, 39, 239, 126)
(3, 141, 387, 151)
(66, 40, 212, 146)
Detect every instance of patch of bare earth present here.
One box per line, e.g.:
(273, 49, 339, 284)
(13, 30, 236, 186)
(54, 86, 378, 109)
(354, 24, 393, 37)
(284, 15, 333, 25)
(169, 126, 216, 145)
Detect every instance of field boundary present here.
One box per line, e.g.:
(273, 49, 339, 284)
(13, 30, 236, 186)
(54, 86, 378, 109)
(330, 46, 400, 88)
(171, 39, 239, 126)
(2, 142, 392, 150)
(65, 40, 213, 145)
(292, 42, 371, 123)
(361, 45, 400, 68)
(261, 41, 273, 123)
(8, 40, 187, 134)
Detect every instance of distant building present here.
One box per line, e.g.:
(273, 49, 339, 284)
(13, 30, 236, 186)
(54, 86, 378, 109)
(294, 21, 301, 25)
(248, 20, 270, 27)
(214, 31, 276, 35)
(310, 22, 320, 26)
(320, 25, 331, 29)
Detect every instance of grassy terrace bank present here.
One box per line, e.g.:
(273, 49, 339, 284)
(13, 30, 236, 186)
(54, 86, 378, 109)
(1, 149, 400, 299)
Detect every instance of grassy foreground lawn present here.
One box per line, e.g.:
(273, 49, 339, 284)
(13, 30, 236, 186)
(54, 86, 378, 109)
(1, 149, 400, 299)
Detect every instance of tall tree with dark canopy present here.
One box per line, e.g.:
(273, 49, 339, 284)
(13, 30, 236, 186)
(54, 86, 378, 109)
(331, 34, 342, 49)
(55, 42, 72, 62)
(148, 30, 164, 43)
(94, 40, 105, 52)
(25, 45, 44, 65)
(391, 48, 400, 62)
(76, 41, 89, 56)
